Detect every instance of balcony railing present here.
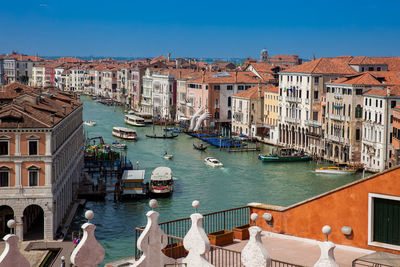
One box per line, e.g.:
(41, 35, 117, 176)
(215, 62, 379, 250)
(285, 117, 298, 124)
(286, 96, 301, 103)
(312, 99, 320, 104)
(330, 135, 340, 142)
(305, 120, 322, 127)
(330, 114, 344, 121)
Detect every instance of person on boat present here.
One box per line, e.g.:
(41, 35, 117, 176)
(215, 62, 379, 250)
(164, 151, 168, 156)
(200, 143, 203, 148)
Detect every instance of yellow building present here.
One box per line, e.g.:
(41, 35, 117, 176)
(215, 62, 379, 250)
(263, 85, 279, 144)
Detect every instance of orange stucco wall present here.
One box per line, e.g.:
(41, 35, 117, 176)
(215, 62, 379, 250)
(20, 133, 46, 155)
(250, 167, 400, 254)
(21, 162, 45, 186)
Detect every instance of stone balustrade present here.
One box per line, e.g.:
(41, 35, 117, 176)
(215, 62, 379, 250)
(0, 202, 339, 267)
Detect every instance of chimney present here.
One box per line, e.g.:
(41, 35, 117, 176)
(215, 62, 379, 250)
(312, 54, 316, 61)
(50, 114, 54, 124)
(202, 70, 205, 83)
(167, 53, 171, 62)
(179, 70, 182, 79)
(62, 105, 66, 115)
(387, 87, 391, 96)
(235, 70, 238, 83)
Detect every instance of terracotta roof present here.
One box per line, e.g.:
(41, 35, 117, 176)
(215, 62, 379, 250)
(367, 71, 400, 85)
(350, 57, 400, 71)
(329, 73, 382, 85)
(282, 57, 357, 75)
(190, 71, 262, 84)
(269, 55, 299, 61)
(3, 53, 45, 62)
(233, 84, 277, 99)
(364, 85, 400, 97)
(150, 55, 168, 64)
(56, 57, 86, 63)
(0, 85, 81, 128)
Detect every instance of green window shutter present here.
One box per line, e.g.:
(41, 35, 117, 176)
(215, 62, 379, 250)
(373, 197, 400, 246)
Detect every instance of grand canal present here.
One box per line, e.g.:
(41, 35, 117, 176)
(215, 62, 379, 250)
(71, 96, 364, 265)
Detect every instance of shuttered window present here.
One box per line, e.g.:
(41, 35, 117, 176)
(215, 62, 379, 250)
(373, 197, 400, 246)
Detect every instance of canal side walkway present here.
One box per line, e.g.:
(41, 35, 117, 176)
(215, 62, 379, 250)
(224, 231, 373, 267)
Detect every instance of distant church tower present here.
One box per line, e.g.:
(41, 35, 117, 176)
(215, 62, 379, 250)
(260, 48, 268, 63)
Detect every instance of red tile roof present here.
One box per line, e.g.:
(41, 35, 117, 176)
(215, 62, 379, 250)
(364, 85, 400, 97)
(350, 57, 400, 71)
(150, 55, 168, 64)
(233, 84, 277, 99)
(282, 57, 357, 75)
(330, 73, 382, 85)
(190, 71, 262, 84)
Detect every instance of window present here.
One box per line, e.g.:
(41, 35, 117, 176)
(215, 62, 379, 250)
(327, 87, 330, 93)
(391, 115, 393, 123)
(361, 67, 365, 72)
(227, 85, 233, 90)
(29, 140, 38, 155)
(228, 110, 232, 119)
(228, 97, 231, 107)
(380, 100, 382, 108)
(369, 67, 374, 71)
(376, 100, 378, 107)
(348, 104, 351, 116)
(28, 167, 39, 186)
(0, 167, 9, 187)
(306, 91, 309, 99)
(314, 77, 319, 84)
(391, 101, 396, 108)
(356, 128, 361, 141)
(0, 141, 9, 155)
(377, 67, 381, 71)
(356, 89, 362, 95)
(215, 99, 218, 107)
(369, 99, 371, 106)
(214, 85, 220, 90)
(238, 85, 244, 90)
(355, 105, 363, 118)
(314, 91, 318, 99)
(365, 98, 368, 105)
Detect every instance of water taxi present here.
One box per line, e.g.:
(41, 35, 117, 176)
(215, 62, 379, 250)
(258, 148, 311, 162)
(162, 153, 173, 160)
(84, 120, 96, 127)
(204, 157, 223, 168)
(112, 141, 127, 150)
(133, 112, 153, 124)
(125, 115, 146, 127)
(315, 166, 357, 175)
(149, 167, 174, 196)
(120, 170, 148, 199)
(112, 127, 138, 140)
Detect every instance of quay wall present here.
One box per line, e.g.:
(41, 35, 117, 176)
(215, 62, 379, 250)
(249, 166, 400, 254)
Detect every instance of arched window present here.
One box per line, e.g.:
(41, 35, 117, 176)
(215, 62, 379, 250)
(0, 166, 10, 187)
(228, 97, 231, 107)
(228, 110, 232, 119)
(355, 105, 362, 118)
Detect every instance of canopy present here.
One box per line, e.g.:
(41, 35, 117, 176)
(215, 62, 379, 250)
(122, 170, 145, 181)
(151, 167, 172, 181)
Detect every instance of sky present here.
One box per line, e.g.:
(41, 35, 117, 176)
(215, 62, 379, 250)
(1, 0, 400, 59)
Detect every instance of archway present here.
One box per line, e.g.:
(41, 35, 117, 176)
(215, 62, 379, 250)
(334, 146, 339, 159)
(0, 205, 14, 238)
(23, 205, 44, 240)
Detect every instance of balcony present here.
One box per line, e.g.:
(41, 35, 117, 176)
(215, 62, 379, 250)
(285, 117, 298, 124)
(334, 95, 343, 100)
(330, 114, 344, 121)
(312, 99, 320, 104)
(305, 120, 322, 127)
(286, 96, 301, 103)
(330, 135, 340, 143)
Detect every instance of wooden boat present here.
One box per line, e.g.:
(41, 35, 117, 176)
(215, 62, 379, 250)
(125, 115, 146, 127)
(149, 167, 174, 196)
(112, 127, 138, 140)
(84, 120, 96, 126)
(204, 157, 223, 168)
(258, 148, 311, 162)
(145, 134, 178, 139)
(120, 170, 148, 199)
(193, 143, 207, 151)
(315, 166, 357, 174)
(112, 141, 127, 150)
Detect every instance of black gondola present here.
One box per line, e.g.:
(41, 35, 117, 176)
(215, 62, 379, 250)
(145, 134, 178, 139)
(193, 143, 207, 151)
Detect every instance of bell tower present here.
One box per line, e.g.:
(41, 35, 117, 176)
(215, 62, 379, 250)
(260, 48, 268, 63)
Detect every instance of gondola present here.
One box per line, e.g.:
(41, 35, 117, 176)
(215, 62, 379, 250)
(145, 134, 178, 139)
(193, 143, 207, 151)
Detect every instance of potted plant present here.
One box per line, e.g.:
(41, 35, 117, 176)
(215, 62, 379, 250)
(162, 242, 188, 259)
(232, 224, 250, 240)
(207, 230, 234, 246)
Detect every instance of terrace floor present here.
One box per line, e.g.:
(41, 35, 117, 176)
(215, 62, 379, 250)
(223, 231, 374, 267)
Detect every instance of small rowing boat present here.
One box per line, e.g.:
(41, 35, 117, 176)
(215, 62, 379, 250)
(145, 134, 178, 139)
(84, 120, 96, 127)
(193, 143, 207, 151)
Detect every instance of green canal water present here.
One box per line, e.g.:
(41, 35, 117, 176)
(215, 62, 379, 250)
(71, 96, 364, 265)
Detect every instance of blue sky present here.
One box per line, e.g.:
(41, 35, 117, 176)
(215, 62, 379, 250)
(1, 0, 399, 59)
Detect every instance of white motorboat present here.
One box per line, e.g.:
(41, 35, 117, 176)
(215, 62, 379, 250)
(125, 115, 146, 127)
(315, 166, 357, 175)
(112, 141, 127, 150)
(204, 157, 223, 168)
(149, 167, 174, 196)
(84, 120, 96, 127)
(112, 127, 138, 140)
(162, 154, 173, 160)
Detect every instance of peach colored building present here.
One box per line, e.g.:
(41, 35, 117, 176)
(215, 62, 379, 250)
(392, 106, 400, 166)
(0, 82, 83, 240)
(249, 166, 400, 255)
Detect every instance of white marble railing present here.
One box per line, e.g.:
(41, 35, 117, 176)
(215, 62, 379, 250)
(330, 114, 344, 121)
(286, 96, 301, 103)
(305, 120, 322, 127)
(330, 135, 340, 142)
(285, 117, 298, 124)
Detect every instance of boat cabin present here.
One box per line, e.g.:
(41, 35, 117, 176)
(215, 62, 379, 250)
(121, 170, 147, 198)
(112, 127, 137, 140)
(134, 112, 153, 124)
(150, 167, 174, 195)
(125, 115, 146, 126)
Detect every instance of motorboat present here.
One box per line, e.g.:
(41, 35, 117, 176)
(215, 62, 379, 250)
(258, 148, 311, 162)
(149, 167, 174, 196)
(112, 127, 138, 140)
(84, 120, 96, 127)
(193, 143, 207, 151)
(125, 115, 146, 127)
(133, 112, 153, 124)
(120, 170, 148, 199)
(315, 166, 357, 175)
(112, 141, 127, 150)
(162, 154, 173, 160)
(204, 157, 223, 168)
